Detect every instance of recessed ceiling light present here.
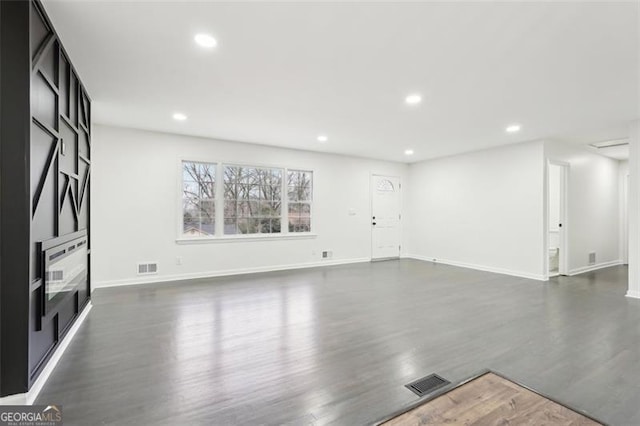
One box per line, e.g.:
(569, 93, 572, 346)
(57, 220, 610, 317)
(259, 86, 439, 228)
(317, 135, 328, 142)
(194, 33, 217, 48)
(405, 94, 422, 105)
(404, 149, 414, 156)
(172, 112, 187, 121)
(506, 124, 521, 133)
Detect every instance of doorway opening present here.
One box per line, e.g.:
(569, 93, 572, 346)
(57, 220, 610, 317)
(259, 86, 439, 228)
(547, 162, 568, 277)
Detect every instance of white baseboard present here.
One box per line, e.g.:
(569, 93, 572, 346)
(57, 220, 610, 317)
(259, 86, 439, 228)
(626, 290, 640, 299)
(0, 302, 93, 406)
(93, 257, 371, 290)
(568, 260, 622, 276)
(403, 255, 546, 281)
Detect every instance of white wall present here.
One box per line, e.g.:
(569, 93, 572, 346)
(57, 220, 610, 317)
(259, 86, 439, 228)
(619, 160, 629, 265)
(91, 125, 408, 287)
(405, 141, 546, 280)
(544, 141, 621, 274)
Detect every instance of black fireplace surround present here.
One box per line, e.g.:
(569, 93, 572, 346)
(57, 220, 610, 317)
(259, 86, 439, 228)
(0, 0, 92, 396)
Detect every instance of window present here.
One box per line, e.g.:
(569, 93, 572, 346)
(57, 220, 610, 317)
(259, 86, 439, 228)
(288, 170, 313, 232)
(223, 165, 282, 234)
(180, 161, 313, 239)
(377, 178, 395, 192)
(182, 161, 216, 236)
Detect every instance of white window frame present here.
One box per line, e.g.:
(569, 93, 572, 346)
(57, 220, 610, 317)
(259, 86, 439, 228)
(176, 158, 316, 244)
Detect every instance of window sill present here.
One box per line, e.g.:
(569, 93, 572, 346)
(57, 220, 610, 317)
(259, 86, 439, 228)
(176, 233, 317, 244)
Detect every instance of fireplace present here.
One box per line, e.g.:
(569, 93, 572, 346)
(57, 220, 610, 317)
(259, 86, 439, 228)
(43, 233, 88, 315)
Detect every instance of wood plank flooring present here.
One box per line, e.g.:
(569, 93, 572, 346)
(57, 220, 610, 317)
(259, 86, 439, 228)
(35, 260, 640, 425)
(383, 372, 602, 425)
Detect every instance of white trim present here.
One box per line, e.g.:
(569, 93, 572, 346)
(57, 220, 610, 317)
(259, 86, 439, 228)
(626, 291, 640, 299)
(93, 257, 371, 290)
(176, 233, 317, 244)
(403, 255, 546, 281)
(568, 260, 623, 276)
(0, 303, 92, 406)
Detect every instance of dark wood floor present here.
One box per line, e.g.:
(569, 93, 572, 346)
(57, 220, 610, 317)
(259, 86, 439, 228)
(36, 260, 639, 425)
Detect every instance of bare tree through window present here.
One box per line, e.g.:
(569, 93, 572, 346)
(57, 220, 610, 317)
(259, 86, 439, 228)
(182, 161, 215, 236)
(288, 170, 312, 232)
(182, 162, 313, 238)
(223, 165, 282, 234)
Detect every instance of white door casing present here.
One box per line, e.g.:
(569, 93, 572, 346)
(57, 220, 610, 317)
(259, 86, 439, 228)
(371, 175, 401, 259)
(547, 161, 569, 277)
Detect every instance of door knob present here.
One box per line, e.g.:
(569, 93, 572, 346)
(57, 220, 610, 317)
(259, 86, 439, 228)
(372, 222, 377, 225)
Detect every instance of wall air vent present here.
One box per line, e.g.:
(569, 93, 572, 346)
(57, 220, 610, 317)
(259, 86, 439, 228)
(588, 252, 596, 265)
(137, 262, 158, 275)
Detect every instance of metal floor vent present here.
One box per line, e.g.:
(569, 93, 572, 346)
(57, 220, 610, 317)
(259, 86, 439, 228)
(405, 374, 450, 397)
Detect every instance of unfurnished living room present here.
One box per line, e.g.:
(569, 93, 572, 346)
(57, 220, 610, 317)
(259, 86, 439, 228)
(0, 1, 639, 425)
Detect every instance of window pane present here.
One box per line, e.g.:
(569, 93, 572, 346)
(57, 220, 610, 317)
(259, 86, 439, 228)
(224, 166, 240, 184)
(268, 185, 281, 201)
(288, 202, 301, 216)
(260, 201, 281, 217)
(183, 181, 199, 200)
(287, 170, 312, 202)
(299, 184, 311, 201)
(182, 161, 216, 237)
(224, 200, 237, 218)
(237, 201, 258, 217)
(240, 167, 253, 183)
(238, 218, 260, 234)
(224, 218, 238, 235)
(224, 182, 238, 200)
(297, 217, 311, 232)
(248, 185, 260, 200)
(288, 199, 311, 233)
(183, 212, 198, 233)
(235, 184, 248, 200)
(259, 218, 271, 233)
(222, 165, 284, 235)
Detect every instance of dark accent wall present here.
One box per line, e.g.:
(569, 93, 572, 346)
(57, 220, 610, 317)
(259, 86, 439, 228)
(0, 0, 91, 396)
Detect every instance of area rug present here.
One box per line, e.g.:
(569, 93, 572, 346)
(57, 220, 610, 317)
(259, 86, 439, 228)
(377, 371, 605, 425)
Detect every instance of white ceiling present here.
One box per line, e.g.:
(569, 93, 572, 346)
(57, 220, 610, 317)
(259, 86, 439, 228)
(42, 1, 639, 163)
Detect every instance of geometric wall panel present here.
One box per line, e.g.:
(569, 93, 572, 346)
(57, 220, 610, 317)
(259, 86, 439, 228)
(28, 0, 91, 385)
(59, 120, 78, 175)
(32, 72, 57, 130)
(60, 55, 70, 118)
(39, 40, 58, 85)
(30, 122, 57, 199)
(29, 3, 50, 59)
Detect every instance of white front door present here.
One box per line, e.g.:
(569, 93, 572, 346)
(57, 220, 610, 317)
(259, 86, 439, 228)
(371, 175, 401, 260)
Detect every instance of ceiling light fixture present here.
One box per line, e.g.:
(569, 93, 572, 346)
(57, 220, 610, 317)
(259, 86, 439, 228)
(589, 138, 629, 149)
(194, 33, 217, 48)
(404, 149, 414, 156)
(172, 112, 187, 121)
(505, 124, 521, 133)
(317, 135, 328, 143)
(405, 94, 422, 105)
